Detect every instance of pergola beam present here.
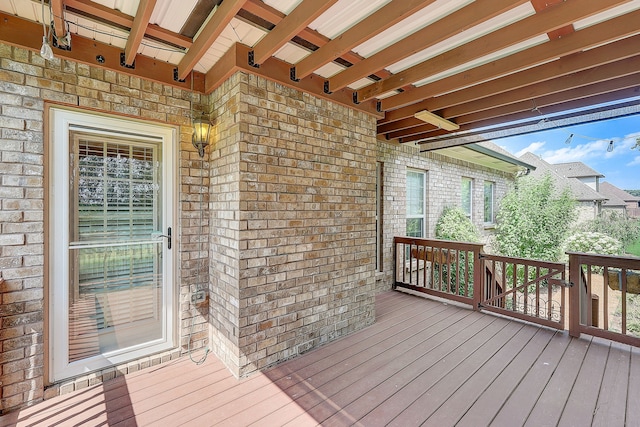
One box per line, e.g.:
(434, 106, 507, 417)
(357, 0, 627, 102)
(251, 0, 338, 66)
(50, 0, 67, 43)
(328, 0, 528, 93)
(178, 0, 247, 80)
(378, 9, 640, 126)
(123, 0, 157, 66)
(65, 0, 191, 49)
(293, 0, 436, 80)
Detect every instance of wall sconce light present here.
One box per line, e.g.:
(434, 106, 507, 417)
(192, 112, 213, 158)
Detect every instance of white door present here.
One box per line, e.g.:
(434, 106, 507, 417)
(50, 108, 176, 381)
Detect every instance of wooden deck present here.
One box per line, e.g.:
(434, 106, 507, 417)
(3, 290, 640, 426)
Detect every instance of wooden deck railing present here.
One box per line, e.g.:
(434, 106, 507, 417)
(395, 238, 640, 347)
(394, 237, 483, 307)
(568, 251, 640, 347)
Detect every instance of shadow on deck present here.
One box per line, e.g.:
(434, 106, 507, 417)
(2, 290, 639, 426)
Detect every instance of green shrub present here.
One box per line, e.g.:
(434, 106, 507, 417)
(564, 231, 623, 256)
(435, 206, 480, 243)
(434, 207, 479, 296)
(575, 212, 640, 248)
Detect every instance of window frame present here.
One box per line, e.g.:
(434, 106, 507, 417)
(461, 177, 473, 220)
(406, 169, 427, 238)
(484, 181, 495, 225)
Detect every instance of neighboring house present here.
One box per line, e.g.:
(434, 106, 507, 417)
(600, 181, 640, 218)
(552, 161, 604, 192)
(599, 181, 633, 217)
(519, 153, 606, 224)
(376, 140, 535, 287)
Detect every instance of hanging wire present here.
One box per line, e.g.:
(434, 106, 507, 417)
(48, 9, 187, 53)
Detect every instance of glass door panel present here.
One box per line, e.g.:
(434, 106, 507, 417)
(68, 134, 163, 362)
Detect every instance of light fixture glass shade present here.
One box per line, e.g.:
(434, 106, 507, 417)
(192, 114, 212, 157)
(40, 36, 54, 61)
(607, 140, 614, 152)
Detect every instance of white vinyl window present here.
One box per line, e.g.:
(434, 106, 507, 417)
(461, 177, 473, 220)
(406, 170, 426, 238)
(484, 181, 495, 224)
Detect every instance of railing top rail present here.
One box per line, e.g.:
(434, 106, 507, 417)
(394, 236, 485, 251)
(567, 251, 640, 270)
(481, 253, 565, 269)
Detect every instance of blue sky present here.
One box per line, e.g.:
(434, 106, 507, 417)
(496, 114, 640, 191)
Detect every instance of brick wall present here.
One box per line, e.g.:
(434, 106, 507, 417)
(207, 72, 378, 377)
(376, 140, 514, 291)
(0, 44, 207, 412)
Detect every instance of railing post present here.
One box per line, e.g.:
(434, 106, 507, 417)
(568, 253, 580, 337)
(473, 249, 483, 311)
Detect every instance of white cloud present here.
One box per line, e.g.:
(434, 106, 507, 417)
(627, 156, 640, 167)
(514, 141, 545, 157)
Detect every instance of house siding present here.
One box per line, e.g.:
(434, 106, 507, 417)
(208, 72, 377, 377)
(0, 43, 378, 411)
(0, 44, 208, 411)
(375, 140, 514, 292)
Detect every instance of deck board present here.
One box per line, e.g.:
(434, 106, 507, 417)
(3, 290, 640, 427)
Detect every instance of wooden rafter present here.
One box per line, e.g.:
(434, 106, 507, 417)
(251, 0, 338, 66)
(379, 8, 640, 126)
(390, 63, 640, 141)
(455, 70, 640, 126)
(292, 0, 437, 80)
(240, 0, 392, 80)
(177, 0, 247, 80)
(124, 0, 157, 66)
(357, 0, 628, 102)
(327, 0, 528, 93)
(204, 42, 382, 117)
(0, 11, 204, 92)
(402, 79, 640, 144)
(50, 0, 67, 42)
(64, 0, 191, 49)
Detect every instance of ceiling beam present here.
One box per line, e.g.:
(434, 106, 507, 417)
(378, 8, 640, 123)
(436, 34, 640, 116)
(456, 71, 640, 126)
(64, 0, 191, 49)
(241, 0, 392, 80)
(357, 0, 627, 102)
(443, 56, 640, 120)
(416, 86, 640, 146)
(381, 32, 640, 138)
(50, 0, 67, 42)
(393, 68, 640, 141)
(124, 0, 157, 66)
(0, 11, 205, 92)
(205, 42, 382, 118)
(177, 0, 247, 80)
(293, 0, 437, 80)
(417, 97, 640, 150)
(251, 0, 338, 66)
(328, 0, 528, 93)
(402, 80, 640, 144)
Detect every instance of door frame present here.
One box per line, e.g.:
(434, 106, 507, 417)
(47, 106, 178, 382)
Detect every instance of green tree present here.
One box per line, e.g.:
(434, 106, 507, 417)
(435, 206, 481, 242)
(494, 173, 576, 262)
